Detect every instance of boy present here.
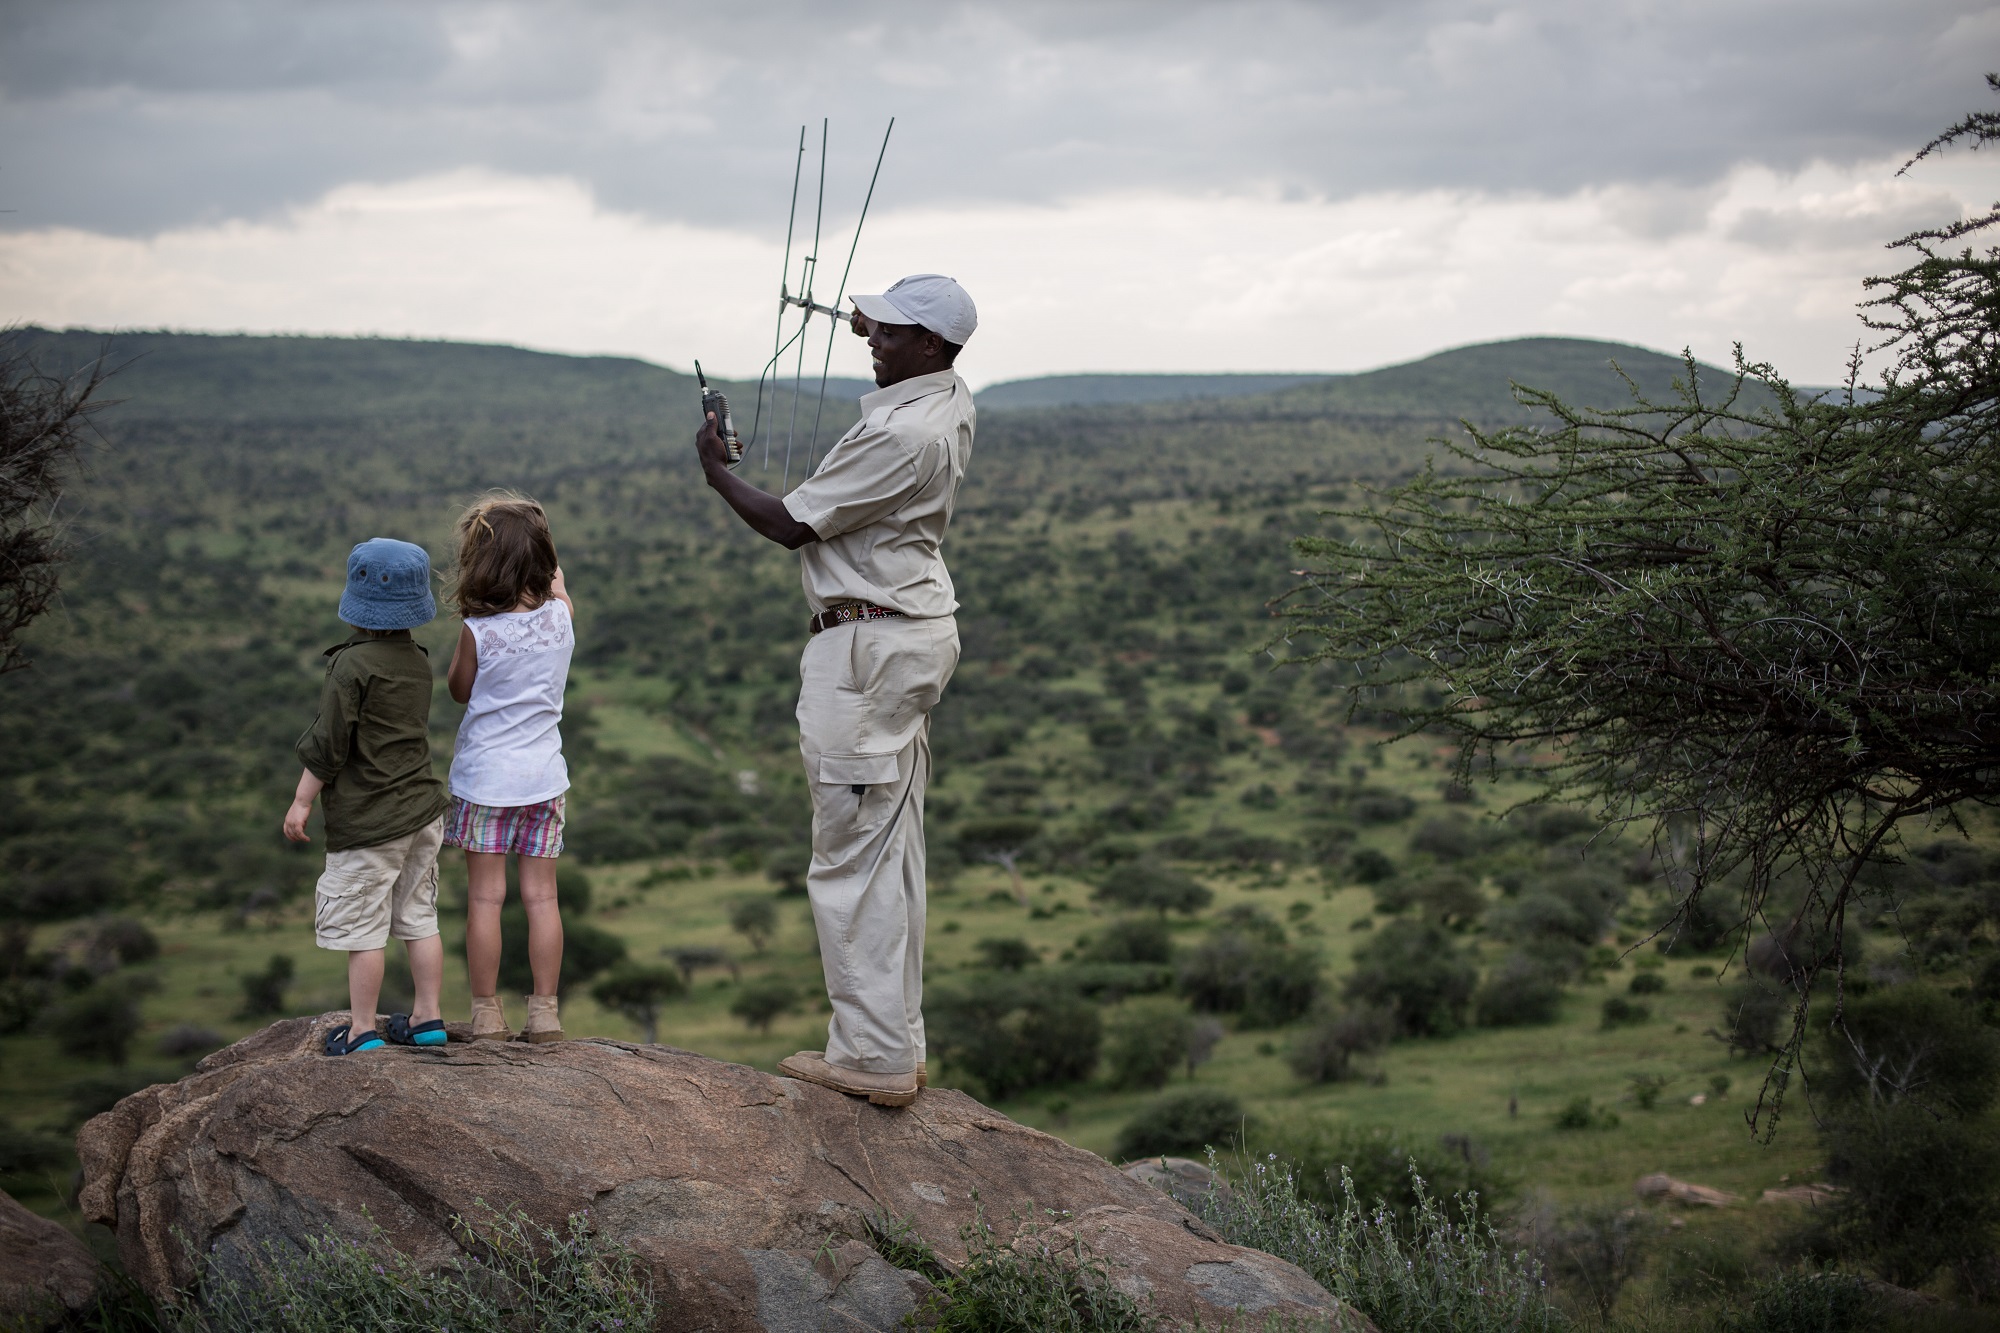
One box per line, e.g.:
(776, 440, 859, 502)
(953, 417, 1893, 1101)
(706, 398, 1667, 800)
(282, 538, 450, 1055)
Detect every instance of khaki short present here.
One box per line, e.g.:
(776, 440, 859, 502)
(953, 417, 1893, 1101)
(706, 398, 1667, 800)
(314, 817, 444, 951)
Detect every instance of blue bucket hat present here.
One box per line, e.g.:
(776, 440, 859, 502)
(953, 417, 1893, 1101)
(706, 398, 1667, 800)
(339, 538, 436, 631)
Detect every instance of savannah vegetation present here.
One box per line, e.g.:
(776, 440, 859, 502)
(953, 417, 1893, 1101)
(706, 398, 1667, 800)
(6, 95, 2000, 1329)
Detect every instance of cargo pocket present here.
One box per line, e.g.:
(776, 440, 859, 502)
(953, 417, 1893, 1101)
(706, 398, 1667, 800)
(313, 860, 368, 943)
(814, 752, 904, 851)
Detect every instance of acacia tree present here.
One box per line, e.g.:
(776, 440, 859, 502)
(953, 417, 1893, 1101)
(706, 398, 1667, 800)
(1281, 91, 2000, 1135)
(1, 330, 112, 673)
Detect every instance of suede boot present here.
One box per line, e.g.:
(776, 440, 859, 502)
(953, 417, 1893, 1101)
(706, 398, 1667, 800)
(470, 995, 512, 1042)
(521, 993, 564, 1044)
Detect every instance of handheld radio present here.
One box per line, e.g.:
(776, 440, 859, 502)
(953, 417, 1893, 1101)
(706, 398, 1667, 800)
(695, 360, 742, 467)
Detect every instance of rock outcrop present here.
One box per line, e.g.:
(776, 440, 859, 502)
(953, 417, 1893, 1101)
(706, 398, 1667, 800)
(0, 1189, 107, 1328)
(1634, 1173, 1740, 1208)
(79, 1015, 1361, 1332)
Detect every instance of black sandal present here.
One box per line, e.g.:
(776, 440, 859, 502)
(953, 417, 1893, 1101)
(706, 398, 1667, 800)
(323, 1023, 385, 1056)
(385, 1013, 448, 1047)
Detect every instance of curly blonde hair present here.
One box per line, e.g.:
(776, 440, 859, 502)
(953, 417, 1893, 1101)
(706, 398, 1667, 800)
(449, 492, 557, 619)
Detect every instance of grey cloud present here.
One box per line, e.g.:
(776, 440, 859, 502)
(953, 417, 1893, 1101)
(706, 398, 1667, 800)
(0, 0, 1990, 237)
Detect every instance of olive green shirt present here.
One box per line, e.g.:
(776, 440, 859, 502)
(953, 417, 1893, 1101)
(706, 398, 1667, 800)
(294, 631, 449, 853)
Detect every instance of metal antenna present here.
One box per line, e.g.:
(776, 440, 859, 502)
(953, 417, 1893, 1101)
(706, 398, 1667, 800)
(783, 119, 828, 490)
(758, 126, 807, 470)
(804, 117, 895, 475)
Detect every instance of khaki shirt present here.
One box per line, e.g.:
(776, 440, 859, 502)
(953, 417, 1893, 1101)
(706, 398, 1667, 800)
(295, 631, 449, 852)
(782, 368, 974, 617)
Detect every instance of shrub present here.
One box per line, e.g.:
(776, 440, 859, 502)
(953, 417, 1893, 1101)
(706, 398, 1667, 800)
(0, 1116, 66, 1185)
(86, 916, 160, 968)
(1716, 979, 1788, 1055)
(1553, 1096, 1619, 1130)
(1487, 893, 1596, 949)
(45, 975, 154, 1064)
(1409, 815, 1481, 862)
(555, 867, 593, 913)
(1799, 985, 2000, 1291)
(1475, 953, 1564, 1028)
(1081, 916, 1171, 965)
(1599, 996, 1649, 1028)
(1286, 1005, 1391, 1084)
(930, 975, 1100, 1100)
(874, 1208, 1155, 1333)
(1092, 859, 1212, 917)
(1654, 889, 1734, 955)
(1103, 997, 1194, 1091)
(1250, 1120, 1507, 1231)
(1350, 791, 1416, 824)
(1342, 919, 1477, 1037)
(1718, 1270, 1880, 1333)
(1535, 1201, 1657, 1319)
(1628, 1073, 1671, 1110)
(1628, 970, 1667, 994)
(495, 907, 626, 995)
(236, 953, 294, 1018)
(763, 845, 810, 896)
(1191, 1155, 1562, 1333)
(728, 896, 778, 952)
(1410, 872, 1485, 926)
(975, 937, 1039, 971)
(1176, 932, 1322, 1027)
(727, 976, 798, 1034)
(591, 963, 685, 1044)
(156, 1024, 223, 1058)
(1349, 848, 1396, 884)
(166, 1206, 654, 1333)
(1113, 1089, 1247, 1161)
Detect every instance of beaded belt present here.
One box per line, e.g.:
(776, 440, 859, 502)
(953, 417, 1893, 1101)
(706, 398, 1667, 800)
(808, 603, 906, 635)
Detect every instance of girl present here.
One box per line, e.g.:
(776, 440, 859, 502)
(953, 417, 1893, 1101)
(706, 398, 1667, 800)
(444, 493, 575, 1042)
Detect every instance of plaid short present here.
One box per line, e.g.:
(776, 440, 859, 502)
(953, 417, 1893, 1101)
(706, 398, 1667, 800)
(443, 796, 565, 858)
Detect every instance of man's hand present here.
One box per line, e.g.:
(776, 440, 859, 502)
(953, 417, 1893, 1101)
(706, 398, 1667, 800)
(695, 410, 734, 475)
(695, 412, 821, 549)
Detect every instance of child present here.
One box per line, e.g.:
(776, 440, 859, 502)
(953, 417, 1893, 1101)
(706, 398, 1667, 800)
(443, 494, 575, 1043)
(284, 538, 451, 1056)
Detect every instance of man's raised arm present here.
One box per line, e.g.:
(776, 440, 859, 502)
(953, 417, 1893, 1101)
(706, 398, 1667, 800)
(695, 411, 819, 550)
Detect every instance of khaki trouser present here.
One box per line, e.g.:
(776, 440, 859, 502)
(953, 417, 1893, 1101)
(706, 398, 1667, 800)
(796, 614, 959, 1075)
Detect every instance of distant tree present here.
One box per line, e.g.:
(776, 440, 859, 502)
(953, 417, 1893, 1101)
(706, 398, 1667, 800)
(929, 975, 1100, 1100)
(729, 976, 798, 1034)
(1082, 916, 1174, 966)
(667, 946, 737, 987)
(236, 954, 295, 1019)
(728, 897, 779, 954)
(1286, 1004, 1392, 1083)
(1284, 92, 2000, 1131)
(497, 909, 625, 995)
(591, 963, 685, 1045)
(1094, 859, 1213, 918)
(763, 845, 810, 896)
(1801, 985, 2000, 1292)
(1342, 919, 1476, 1038)
(1113, 1089, 1247, 1162)
(0, 331, 112, 675)
(957, 817, 1043, 906)
(1103, 997, 1193, 1091)
(974, 937, 1039, 971)
(1185, 1017, 1224, 1078)
(45, 974, 154, 1065)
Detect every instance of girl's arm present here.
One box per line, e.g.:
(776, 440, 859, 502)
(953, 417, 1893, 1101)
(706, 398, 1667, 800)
(283, 768, 325, 842)
(447, 623, 478, 704)
(550, 565, 575, 619)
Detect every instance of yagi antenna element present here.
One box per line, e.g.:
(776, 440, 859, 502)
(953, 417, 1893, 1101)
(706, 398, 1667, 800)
(732, 117, 896, 487)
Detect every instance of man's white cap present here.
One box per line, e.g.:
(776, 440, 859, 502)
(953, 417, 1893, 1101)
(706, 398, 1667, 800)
(851, 274, 978, 346)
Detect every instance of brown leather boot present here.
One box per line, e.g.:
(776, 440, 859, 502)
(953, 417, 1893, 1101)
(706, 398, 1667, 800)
(917, 1060, 928, 1088)
(520, 993, 564, 1044)
(470, 995, 512, 1042)
(778, 1051, 918, 1107)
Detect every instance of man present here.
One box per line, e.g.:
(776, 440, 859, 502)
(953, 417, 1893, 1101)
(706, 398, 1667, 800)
(695, 273, 976, 1107)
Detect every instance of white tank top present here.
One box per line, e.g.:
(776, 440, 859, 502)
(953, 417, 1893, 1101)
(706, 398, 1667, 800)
(449, 600, 573, 807)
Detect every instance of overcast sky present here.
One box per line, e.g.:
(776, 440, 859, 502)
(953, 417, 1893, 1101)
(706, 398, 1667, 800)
(2, 1, 1994, 387)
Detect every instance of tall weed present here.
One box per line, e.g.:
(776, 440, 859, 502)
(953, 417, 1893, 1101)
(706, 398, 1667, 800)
(164, 1205, 652, 1333)
(1190, 1152, 1566, 1333)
